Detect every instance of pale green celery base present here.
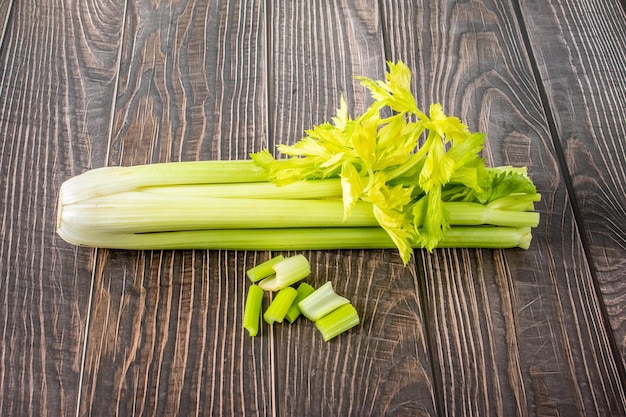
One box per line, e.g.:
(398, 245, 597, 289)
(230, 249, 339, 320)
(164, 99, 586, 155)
(58, 226, 533, 251)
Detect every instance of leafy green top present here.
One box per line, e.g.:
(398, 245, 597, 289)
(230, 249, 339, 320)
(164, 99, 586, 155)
(252, 61, 537, 264)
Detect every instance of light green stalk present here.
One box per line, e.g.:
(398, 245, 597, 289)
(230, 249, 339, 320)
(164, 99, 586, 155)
(58, 226, 533, 251)
(59, 160, 267, 205)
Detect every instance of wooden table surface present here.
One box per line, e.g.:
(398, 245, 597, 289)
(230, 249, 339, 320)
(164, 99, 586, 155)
(1, 0, 625, 416)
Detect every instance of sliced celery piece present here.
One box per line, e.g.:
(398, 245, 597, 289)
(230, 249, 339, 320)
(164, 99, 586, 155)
(298, 281, 350, 322)
(258, 254, 311, 292)
(246, 255, 285, 282)
(243, 285, 264, 336)
(315, 303, 360, 342)
(263, 287, 298, 324)
(285, 282, 316, 323)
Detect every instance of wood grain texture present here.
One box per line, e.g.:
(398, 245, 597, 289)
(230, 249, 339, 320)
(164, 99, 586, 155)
(0, 0, 125, 416)
(519, 0, 626, 364)
(268, 1, 437, 415)
(275, 251, 436, 416)
(267, 0, 385, 149)
(82, 250, 273, 416)
(0, 0, 12, 48)
(380, 0, 626, 415)
(109, 0, 268, 164)
(79, 0, 273, 415)
(2, 0, 625, 416)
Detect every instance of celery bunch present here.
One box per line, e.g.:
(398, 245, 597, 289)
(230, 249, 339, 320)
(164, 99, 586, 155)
(56, 61, 540, 264)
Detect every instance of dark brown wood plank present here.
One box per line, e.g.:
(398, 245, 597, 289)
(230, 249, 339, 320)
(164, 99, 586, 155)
(274, 251, 436, 416)
(0, 0, 125, 416)
(268, 1, 437, 416)
(519, 0, 626, 364)
(0, 0, 12, 48)
(380, 0, 626, 415)
(78, 1, 272, 415)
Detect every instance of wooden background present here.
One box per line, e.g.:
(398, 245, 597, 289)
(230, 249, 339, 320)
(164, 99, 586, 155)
(1, 0, 625, 416)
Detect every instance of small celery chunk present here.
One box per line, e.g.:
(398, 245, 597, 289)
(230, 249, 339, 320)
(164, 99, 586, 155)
(263, 286, 298, 324)
(243, 285, 265, 336)
(285, 282, 316, 323)
(258, 254, 311, 292)
(315, 303, 360, 341)
(298, 281, 350, 322)
(246, 255, 285, 282)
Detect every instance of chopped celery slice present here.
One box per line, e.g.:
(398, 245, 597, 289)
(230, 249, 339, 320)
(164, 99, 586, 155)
(263, 287, 298, 324)
(285, 282, 316, 323)
(243, 285, 264, 336)
(246, 255, 285, 282)
(315, 303, 360, 341)
(258, 254, 311, 292)
(298, 281, 350, 322)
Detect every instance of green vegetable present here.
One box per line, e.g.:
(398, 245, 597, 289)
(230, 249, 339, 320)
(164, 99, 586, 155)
(62, 226, 533, 251)
(243, 284, 264, 336)
(257, 254, 311, 292)
(245, 255, 359, 341)
(298, 281, 350, 322)
(314, 303, 360, 342)
(285, 282, 316, 323)
(246, 255, 285, 282)
(263, 287, 298, 324)
(56, 61, 540, 263)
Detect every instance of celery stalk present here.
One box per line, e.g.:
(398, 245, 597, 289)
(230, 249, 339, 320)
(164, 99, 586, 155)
(60, 195, 379, 233)
(60, 190, 537, 234)
(58, 160, 267, 205)
(243, 284, 265, 336)
(59, 226, 532, 251)
(58, 189, 538, 247)
(142, 178, 342, 200)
